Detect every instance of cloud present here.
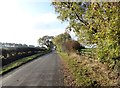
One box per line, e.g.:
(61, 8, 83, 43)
(0, 0, 66, 46)
(34, 13, 58, 24)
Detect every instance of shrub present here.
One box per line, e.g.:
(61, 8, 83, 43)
(63, 40, 85, 54)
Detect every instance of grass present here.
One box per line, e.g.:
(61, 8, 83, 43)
(58, 51, 119, 86)
(59, 52, 94, 86)
(0, 50, 51, 75)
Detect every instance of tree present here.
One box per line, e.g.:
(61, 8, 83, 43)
(52, 32, 72, 51)
(84, 2, 120, 63)
(52, 2, 91, 45)
(38, 35, 54, 50)
(52, 2, 120, 64)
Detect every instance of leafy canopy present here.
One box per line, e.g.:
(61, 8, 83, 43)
(52, 2, 120, 63)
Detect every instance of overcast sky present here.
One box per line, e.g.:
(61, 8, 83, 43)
(0, 0, 75, 46)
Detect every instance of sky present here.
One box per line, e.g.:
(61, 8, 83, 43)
(0, 0, 76, 46)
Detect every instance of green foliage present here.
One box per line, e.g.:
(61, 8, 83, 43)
(38, 35, 54, 50)
(52, 2, 120, 65)
(0, 53, 42, 75)
(81, 48, 95, 58)
(0, 49, 51, 75)
(52, 32, 71, 51)
(85, 2, 120, 63)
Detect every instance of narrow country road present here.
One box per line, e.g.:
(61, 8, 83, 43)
(0, 51, 64, 86)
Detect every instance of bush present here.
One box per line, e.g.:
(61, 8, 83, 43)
(63, 40, 85, 54)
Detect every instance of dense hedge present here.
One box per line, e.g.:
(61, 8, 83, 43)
(0, 47, 47, 66)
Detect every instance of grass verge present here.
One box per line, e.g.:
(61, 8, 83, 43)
(58, 51, 119, 86)
(59, 52, 94, 86)
(0, 50, 51, 75)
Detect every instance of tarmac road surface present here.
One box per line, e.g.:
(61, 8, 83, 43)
(0, 51, 64, 86)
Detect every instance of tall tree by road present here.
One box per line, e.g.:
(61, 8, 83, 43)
(52, 2, 120, 64)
